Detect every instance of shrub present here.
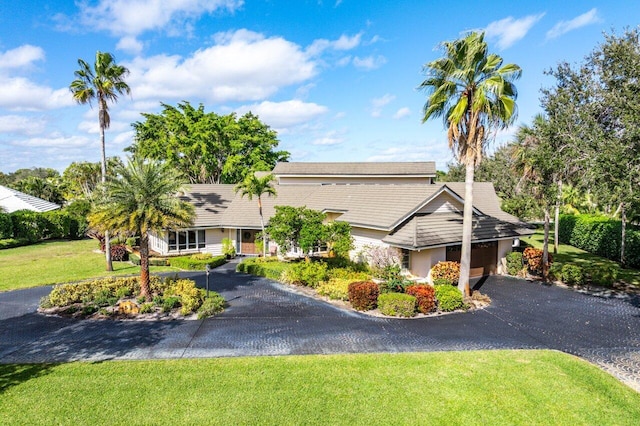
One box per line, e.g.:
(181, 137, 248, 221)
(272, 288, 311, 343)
(406, 285, 436, 314)
(191, 252, 213, 260)
(585, 264, 618, 287)
(522, 247, 553, 275)
(0, 212, 12, 239)
(317, 278, 351, 301)
(221, 238, 236, 258)
(162, 296, 181, 312)
(506, 252, 524, 276)
(169, 254, 226, 270)
(348, 281, 379, 311)
(197, 293, 226, 319)
(430, 261, 460, 285)
(110, 244, 129, 261)
(280, 261, 328, 288)
(165, 279, 205, 315)
(378, 292, 416, 317)
(0, 238, 29, 249)
(139, 303, 154, 314)
(236, 258, 289, 280)
(364, 245, 401, 278)
(434, 285, 464, 312)
(560, 264, 584, 286)
(327, 267, 370, 282)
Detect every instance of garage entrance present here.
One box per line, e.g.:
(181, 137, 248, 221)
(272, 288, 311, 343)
(446, 241, 498, 278)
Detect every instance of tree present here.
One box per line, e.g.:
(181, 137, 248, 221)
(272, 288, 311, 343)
(89, 158, 194, 300)
(70, 51, 131, 271)
(234, 173, 277, 257)
(11, 175, 64, 204)
(61, 157, 123, 200)
(324, 221, 354, 258)
(128, 102, 289, 184)
(266, 206, 326, 256)
(420, 31, 521, 295)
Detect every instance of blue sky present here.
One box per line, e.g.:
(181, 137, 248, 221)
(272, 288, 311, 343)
(0, 1, 638, 173)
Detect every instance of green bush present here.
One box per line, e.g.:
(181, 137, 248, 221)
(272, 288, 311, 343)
(561, 264, 584, 286)
(164, 279, 205, 315)
(7, 209, 85, 243)
(0, 238, 30, 249)
(435, 285, 464, 312)
(586, 264, 618, 287)
(558, 214, 640, 268)
(327, 267, 370, 282)
(197, 293, 226, 319)
(347, 281, 379, 311)
(378, 292, 416, 317)
(316, 278, 351, 301)
(139, 303, 154, 314)
(280, 261, 328, 288)
(190, 252, 213, 260)
(162, 296, 181, 312)
(506, 252, 524, 276)
(168, 254, 226, 270)
(0, 212, 12, 239)
(221, 238, 236, 258)
(432, 278, 454, 286)
(430, 261, 460, 285)
(129, 254, 169, 266)
(236, 258, 289, 280)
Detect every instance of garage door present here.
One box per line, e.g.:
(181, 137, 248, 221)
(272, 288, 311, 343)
(446, 241, 498, 278)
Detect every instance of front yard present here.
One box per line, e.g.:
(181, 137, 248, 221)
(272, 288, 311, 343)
(1, 351, 638, 425)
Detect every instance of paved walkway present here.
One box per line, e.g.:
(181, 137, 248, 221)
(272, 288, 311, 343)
(1, 261, 639, 391)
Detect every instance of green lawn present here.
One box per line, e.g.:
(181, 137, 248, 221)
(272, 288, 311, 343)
(0, 351, 638, 425)
(521, 230, 640, 287)
(0, 239, 178, 292)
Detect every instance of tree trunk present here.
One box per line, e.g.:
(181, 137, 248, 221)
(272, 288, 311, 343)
(621, 203, 626, 266)
(258, 197, 266, 258)
(99, 119, 113, 272)
(139, 233, 151, 301)
(543, 207, 551, 281)
(457, 162, 474, 297)
(554, 179, 561, 254)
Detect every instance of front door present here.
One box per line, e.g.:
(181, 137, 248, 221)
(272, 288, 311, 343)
(240, 230, 257, 255)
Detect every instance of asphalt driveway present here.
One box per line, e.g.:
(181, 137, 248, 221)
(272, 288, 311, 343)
(1, 260, 639, 391)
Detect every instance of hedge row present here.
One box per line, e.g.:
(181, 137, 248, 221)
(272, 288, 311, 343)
(168, 254, 227, 270)
(558, 214, 640, 268)
(0, 209, 87, 244)
(235, 257, 289, 280)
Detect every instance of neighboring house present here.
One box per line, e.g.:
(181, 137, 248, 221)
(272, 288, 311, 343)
(148, 162, 533, 281)
(0, 185, 60, 213)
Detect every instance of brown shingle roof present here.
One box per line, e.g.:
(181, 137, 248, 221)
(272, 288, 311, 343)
(272, 162, 436, 176)
(382, 212, 533, 249)
(178, 184, 236, 227)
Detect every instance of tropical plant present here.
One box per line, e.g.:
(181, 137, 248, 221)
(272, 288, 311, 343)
(420, 31, 521, 295)
(70, 51, 130, 271)
(234, 173, 276, 257)
(89, 157, 194, 300)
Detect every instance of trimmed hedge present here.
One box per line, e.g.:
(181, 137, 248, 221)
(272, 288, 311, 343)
(7, 209, 86, 243)
(236, 257, 289, 281)
(129, 253, 169, 266)
(406, 285, 436, 314)
(434, 285, 464, 312)
(558, 214, 640, 268)
(0, 212, 12, 239)
(347, 281, 379, 311)
(280, 261, 329, 288)
(168, 254, 226, 270)
(378, 292, 416, 317)
(506, 251, 524, 276)
(316, 278, 351, 301)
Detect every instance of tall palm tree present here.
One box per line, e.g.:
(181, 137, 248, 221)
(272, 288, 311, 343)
(234, 173, 277, 257)
(89, 157, 195, 300)
(70, 51, 131, 271)
(420, 31, 521, 295)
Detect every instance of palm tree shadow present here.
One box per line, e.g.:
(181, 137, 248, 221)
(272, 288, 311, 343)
(0, 363, 54, 394)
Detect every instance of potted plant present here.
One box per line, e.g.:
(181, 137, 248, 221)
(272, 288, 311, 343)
(221, 238, 236, 259)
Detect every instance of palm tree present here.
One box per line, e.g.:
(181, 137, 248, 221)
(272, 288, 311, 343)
(89, 157, 195, 300)
(420, 31, 521, 295)
(70, 51, 131, 271)
(234, 173, 277, 257)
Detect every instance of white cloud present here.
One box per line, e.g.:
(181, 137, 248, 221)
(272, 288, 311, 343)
(485, 13, 545, 49)
(546, 8, 600, 40)
(0, 115, 46, 135)
(116, 36, 144, 55)
(370, 94, 395, 117)
(0, 76, 74, 110)
(366, 145, 433, 162)
(312, 130, 345, 146)
(77, 0, 243, 37)
(237, 100, 328, 129)
(0, 45, 45, 71)
(17, 133, 92, 148)
(353, 55, 386, 70)
(126, 30, 317, 103)
(393, 107, 411, 120)
(306, 33, 362, 56)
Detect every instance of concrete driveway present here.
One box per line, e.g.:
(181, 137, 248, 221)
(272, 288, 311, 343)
(1, 260, 639, 391)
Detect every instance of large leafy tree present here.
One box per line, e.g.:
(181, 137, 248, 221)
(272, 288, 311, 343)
(61, 157, 123, 201)
(128, 102, 289, 184)
(266, 206, 327, 255)
(70, 51, 130, 271)
(89, 158, 195, 300)
(420, 31, 521, 295)
(234, 173, 277, 257)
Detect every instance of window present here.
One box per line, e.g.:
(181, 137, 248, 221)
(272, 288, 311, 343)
(167, 229, 206, 252)
(401, 249, 410, 270)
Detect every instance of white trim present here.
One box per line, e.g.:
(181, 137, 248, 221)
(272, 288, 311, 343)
(387, 236, 517, 251)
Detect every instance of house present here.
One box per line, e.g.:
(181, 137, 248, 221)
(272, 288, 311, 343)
(0, 185, 61, 213)
(148, 162, 533, 281)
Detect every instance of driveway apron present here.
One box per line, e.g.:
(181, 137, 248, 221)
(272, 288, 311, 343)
(1, 261, 639, 391)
